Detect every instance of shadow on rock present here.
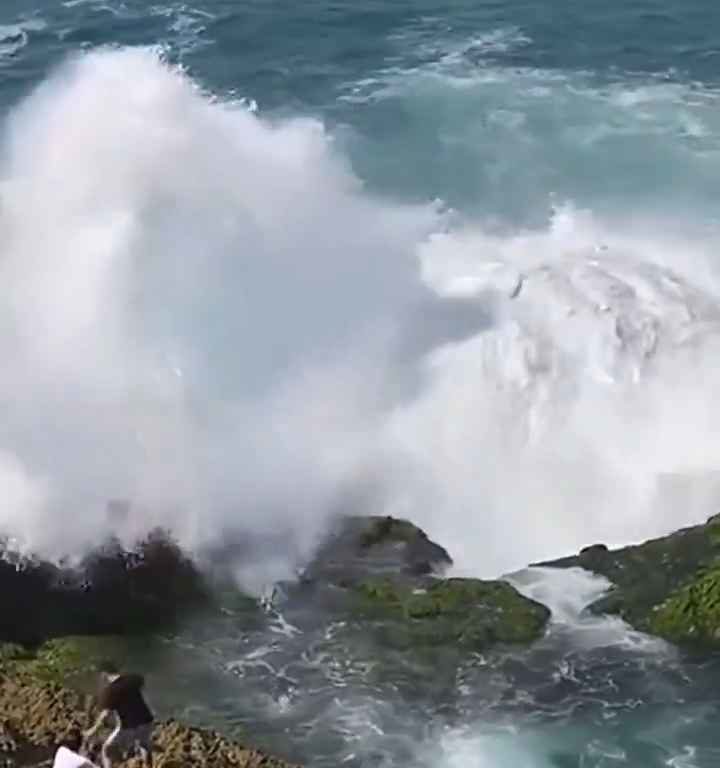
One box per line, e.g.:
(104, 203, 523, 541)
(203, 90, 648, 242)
(0, 528, 209, 646)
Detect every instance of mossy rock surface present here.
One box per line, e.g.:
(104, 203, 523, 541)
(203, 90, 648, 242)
(648, 563, 720, 645)
(0, 635, 161, 692)
(295, 517, 549, 655)
(0, 644, 32, 662)
(353, 577, 549, 651)
(17, 636, 130, 684)
(540, 514, 720, 646)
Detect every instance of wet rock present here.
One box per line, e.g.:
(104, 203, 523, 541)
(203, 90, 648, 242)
(352, 577, 550, 652)
(301, 515, 453, 587)
(0, 529, 209, 646)
(578, 543, 609, 570)
(538, 515, 720, 646)
(296, 516, 549, 653)
(648, 563, 720, 645)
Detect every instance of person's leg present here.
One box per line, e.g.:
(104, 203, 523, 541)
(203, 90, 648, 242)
(101, 725, 121, 768)
(136, 724, 154, 767)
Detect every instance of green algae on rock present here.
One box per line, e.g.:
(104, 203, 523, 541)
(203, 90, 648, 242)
(0, 636, 133, 685)
(354, 577, 550, 651)
(539, 514, 720, 646)
(292, 516, 551, 654)
(648, 563, 720, 645)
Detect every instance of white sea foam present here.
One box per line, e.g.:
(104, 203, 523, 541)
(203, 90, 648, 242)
(509, 567, 669, 652)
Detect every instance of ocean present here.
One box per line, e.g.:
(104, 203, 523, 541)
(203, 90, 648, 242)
(2, 0, 720, 766)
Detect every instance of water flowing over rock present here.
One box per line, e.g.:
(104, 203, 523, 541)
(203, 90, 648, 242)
(539, 513, 720, 647)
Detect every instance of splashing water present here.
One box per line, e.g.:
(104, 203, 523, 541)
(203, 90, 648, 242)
(3, 3, 720, 766)
(2, 48, 720, 586)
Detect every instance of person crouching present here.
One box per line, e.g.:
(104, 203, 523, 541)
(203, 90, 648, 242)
(84, 661, 154, 768)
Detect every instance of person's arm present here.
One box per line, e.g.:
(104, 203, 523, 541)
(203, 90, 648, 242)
(83, 709, 111, 740)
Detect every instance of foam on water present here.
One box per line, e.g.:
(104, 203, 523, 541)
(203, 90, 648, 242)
(338, 25, 720, 225)
(0, 19, 45, 63)
(511, 567, 612, 626)
(510, 567, 669, 653)
(429, 727, 554, 768)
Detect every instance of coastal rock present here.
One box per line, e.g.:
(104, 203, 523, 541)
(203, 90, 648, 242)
(353, 576, 550, 652)
(648, 564, 720, 644)
(296, 516, 549, 652)
(0, 529, 209, 645)
(301, 515, 453, 587)
(539, 514, 720, 646)
(0, 514, 553, 767)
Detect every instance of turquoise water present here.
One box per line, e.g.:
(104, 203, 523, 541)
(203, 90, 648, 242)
(3, 1, 720, 766)
(4, 0, 720, 222)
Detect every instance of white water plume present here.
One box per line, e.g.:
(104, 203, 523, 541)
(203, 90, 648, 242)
(387, 211, 720, 575)
(2, 47, 720, 586)
(0, 46, 438, 565)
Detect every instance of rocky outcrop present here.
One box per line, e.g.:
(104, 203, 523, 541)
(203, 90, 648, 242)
(352, 577, 550, 652)
(301, 515, 453, 586)
(2, 515, 548, 657)
(0, 529, 209, 646)
(296, 515, 550, 652)
(539, 514, 720, 646)
(0, 514, 553, 767)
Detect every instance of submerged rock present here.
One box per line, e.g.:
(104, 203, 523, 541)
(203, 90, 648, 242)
(539, 514, 720, 646)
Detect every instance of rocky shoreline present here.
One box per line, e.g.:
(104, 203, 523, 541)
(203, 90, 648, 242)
(540, 512, 720, 647)
(3, 512, 720, 765)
